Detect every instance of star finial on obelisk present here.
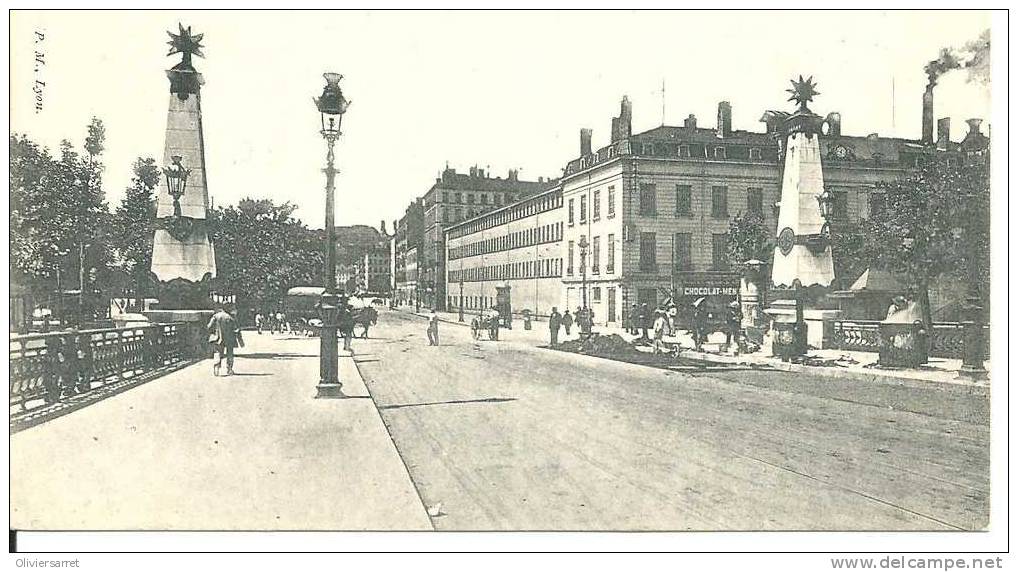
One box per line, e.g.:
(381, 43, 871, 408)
(786, 75, 820, 112)
(167, 23, 204, 67)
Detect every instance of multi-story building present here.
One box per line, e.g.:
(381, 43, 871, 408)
(393, 198, 424, 306)
(441, 89, 988, 328)
(362, 246, 391, 295)
(404, 245, 419, 308)
(445, 186, 564, 318)
(420, 166, 552, 310)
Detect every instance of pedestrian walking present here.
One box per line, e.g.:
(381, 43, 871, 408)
(427, 309, 439, 346)
(639, 303, 650, 341)
(652, 310, 669, 354)
(628, 303, 640, 335)
(692, 297, 708, 351)
(255, 312, 263, 334)
(562, 310, 573, 336)
(207, 304, 244, 376)
(489, 307, 500, 340)
(338, 303, 355, 351)
(725, 300, 745, 354)
(549, 307, 562, 346)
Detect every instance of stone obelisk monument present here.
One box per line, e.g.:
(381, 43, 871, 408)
(771, 76, 834, 289)
(150, 24, 217, 308)
(767, 76, 837, 358)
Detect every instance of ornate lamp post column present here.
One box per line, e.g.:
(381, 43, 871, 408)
(313, 72, 350, 398)
(458, 280, 465, 322)
(956, 217, 988, 380)
(578, 235, 589, 311)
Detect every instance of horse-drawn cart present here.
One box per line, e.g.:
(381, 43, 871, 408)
(470, 309, 501, 341)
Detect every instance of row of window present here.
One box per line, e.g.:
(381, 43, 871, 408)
(449, 295, 499, 311)
(448, 258, 564, 283)
(566, 234, 617, 276)
(447, 192, 563, 239)
(439, 191, 518, 206)
(638, 184, 764, 219)
(638, 232, 730, 272)
(449, 222, 563, 261)
(647, 143, 765, 161)
(567, 186, 616, 225)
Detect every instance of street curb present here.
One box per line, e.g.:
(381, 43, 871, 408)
(394, 309, 986, 396)
(346, 348, 437, 531)
(680, 349, 989, 396)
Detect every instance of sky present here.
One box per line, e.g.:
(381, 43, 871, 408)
(10, 10, 993, 231)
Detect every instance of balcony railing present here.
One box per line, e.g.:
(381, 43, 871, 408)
(10, 322, 207, 413)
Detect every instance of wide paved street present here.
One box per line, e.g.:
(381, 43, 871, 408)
(10, 333, 431, 531)
(357, 310, 989, 531)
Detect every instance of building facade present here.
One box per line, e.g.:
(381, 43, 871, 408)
(362, 246, 391, 295)
(393, 198, 424, 307)
(420, 166, 552, 310)
(404, 246, 419, 309)
(445, 186, 564, 318)
(439, 91, 987, 328)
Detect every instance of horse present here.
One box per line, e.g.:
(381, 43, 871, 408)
(352, 307, 378, 338)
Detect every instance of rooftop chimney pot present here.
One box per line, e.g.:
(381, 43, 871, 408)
(580, 128, 593, 156)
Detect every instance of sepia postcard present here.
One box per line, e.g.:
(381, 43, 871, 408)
(6, 7, 1008, 561)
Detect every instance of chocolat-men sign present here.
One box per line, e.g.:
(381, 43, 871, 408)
(675, 272, 740, 300)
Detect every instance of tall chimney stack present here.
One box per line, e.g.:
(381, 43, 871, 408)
(922, 86, 935, 145)
(580, 128, 593, 156)
(610, 96, 633, 142)
(936, 117, 951, 150)
(716, 101, 732, 138)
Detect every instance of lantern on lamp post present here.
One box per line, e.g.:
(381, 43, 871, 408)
(313, 72, 350, 399)
(163, 155, 191, 218)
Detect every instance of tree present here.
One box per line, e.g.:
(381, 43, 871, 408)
(209, 198, 324, 312)
(830, 221, 869, 290)
(726, 210, 772, 268)
(10, 120, 114, 323)
(864, 153, 990, 324)
(110, 157, 160, 298)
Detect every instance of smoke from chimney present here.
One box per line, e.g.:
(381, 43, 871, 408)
(924, 29, 990, 90)
(921, 30, 989, 145)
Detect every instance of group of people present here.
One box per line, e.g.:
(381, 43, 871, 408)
(253, 311, 290, 335)
(547, 306, 596, 345)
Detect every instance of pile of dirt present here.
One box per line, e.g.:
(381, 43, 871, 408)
(558, 334, 642, 358)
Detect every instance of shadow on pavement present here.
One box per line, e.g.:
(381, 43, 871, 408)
(239, 353, 319, 360)
(378, 397, 517, 411)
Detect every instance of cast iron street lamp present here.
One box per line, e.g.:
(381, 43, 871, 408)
(578, 235, 589, 311)
(458, 280, 465, 322)
(313, 72, 350, 398)
(954, 216, 988, 380)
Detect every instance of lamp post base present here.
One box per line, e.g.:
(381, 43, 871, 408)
(315, 382, 346, 399)
(956, 366, 988, 381)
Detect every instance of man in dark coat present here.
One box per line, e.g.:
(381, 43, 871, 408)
(548, 307, 562, 346)
(639, 303, 651, 341)
(724, 300, 744, 354)
(561, 309, 573, 336)
(338, 304, 355, 351)
(692, 298, 708, 351)
(207, 305, 244, 376)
